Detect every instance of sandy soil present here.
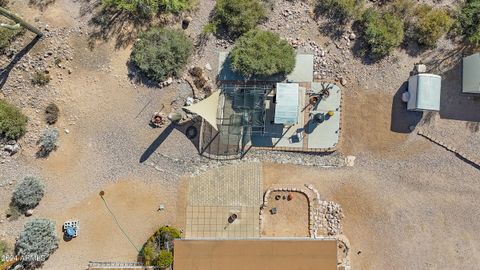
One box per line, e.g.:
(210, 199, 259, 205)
(0, 0, 479, 269)
(263, 157, 480, 270)
(261, 191, 309, 237)
(42, 180, 178, 269)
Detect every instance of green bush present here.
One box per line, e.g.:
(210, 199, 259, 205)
(37, 128, 59, 157)
(131, 27, 192, 82)
(45, 103, 59, 124)
(316, 0, 363, 22)
(143, 226, 182, 266)
(412, 5, 452, 47)
(156, 250, 173, 268)
(230, 30, 295, 76)
(11, 176, 45, 213)
(16, 219, 59, 268)
(0, 99, 27, 140)
(214, 0, 266, 37)
(456, 0, 480, 45)
(360, 8, 404, 58)
(102, 0, 194, 16)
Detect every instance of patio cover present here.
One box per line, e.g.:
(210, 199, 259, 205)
(183, 91, 220, 130)
(462, 53, 480, 94)
(274, 83, 299, 125)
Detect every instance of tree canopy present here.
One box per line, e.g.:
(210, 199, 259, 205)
(230, 30, 296, 77)
(456, 0, 480, 45)
(360, 8, 404, 59)
(131, 27, 193, 82)
(214, 0, 266, 37)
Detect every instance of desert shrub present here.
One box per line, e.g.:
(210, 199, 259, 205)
(214, 0, 266, 37)
(156, 250, 173, 268)
(15, 219, 59, 268)
(102, 0, 194, 17)
(131, 27, 192, 82)
(0, 100, 27, 140)
(37, 128, 59, 157)
(31, 70, 51, 86)
(411, 5, 452, 47)
(360, 8, 404, 59)
(315, 0, 363, 22)
(194, 77, 207, 89)
(456, 0, 480, 45)
(389, 0, 416, 18)
(143, 226, 181, 266)
(189, 66, 203, 77)
(45, 103, 59, 125)
(229, 30, 295, 77)
(11, 176, 45, 213)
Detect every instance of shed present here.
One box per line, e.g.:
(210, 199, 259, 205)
(406, 73, 441, 111)
(462, 53, 480, 94)
(274, 83, 299, 125)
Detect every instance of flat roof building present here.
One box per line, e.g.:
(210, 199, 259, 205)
(173, 239, 338, 270)
(407, 73, 442, 111)
(462, 53, 480, 94)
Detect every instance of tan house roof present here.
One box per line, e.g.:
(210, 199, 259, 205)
(173, 239, 338, 270)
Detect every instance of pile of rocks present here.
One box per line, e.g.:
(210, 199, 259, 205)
(158, 77, 174, 88)
(215, 39, 231, 49)
(324, 201, 344, 235)
(247, 150, 345, 167)
(0, 140, 20, 160)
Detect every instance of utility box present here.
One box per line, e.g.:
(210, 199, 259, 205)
(404, 72, 442, 112)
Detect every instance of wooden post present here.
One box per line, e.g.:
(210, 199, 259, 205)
(0, 7, 43, 37)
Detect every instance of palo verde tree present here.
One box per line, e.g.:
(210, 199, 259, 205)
(229, 29, 295, 77)
(360, 8, 404, 59)
(411, 5, 452, 47)
(102, 0, 195, 17)
(212, 0, 266, 38)
(131, 27, 193, 82)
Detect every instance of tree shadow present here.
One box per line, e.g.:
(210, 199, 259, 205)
(401, 38, 429, 58)
(0, 35, 41, 90)
(421, 45, 465, 74)
(139, 124, 176, 163)
(390, 81, 423, 133)
(126, 60, 160, 88)
(139, 120, 202, 163)
(313, 4, 349, 41)
(87, 8, 152, 49)
(350, 20, 383, 65)
(437, 59, 480, 122)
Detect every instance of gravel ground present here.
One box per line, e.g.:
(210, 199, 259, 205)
(0, 0, 478, 269)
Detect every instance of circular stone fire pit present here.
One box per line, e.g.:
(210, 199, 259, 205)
(151, 112, 166, 128)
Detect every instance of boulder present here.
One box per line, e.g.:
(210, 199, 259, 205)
(25, 209, 34, 216)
